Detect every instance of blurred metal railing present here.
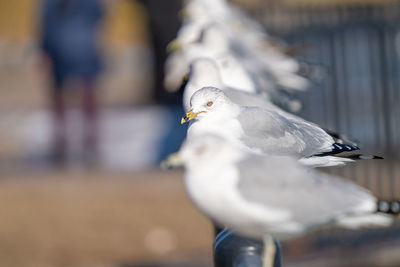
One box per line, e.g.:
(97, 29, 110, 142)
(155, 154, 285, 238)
(254, 3, 400, 201)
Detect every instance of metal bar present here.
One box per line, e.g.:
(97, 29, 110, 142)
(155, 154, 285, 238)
(368, 28, 385, 197)
(378, 27, 395, 199)
(214, 229, 282, 267)
(328, 30, 344, 177)
(387, 28, 400, 198)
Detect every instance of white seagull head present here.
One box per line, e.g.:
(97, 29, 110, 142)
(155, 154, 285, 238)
(179, 134, 244, 168)
(181, 87, 238, 124)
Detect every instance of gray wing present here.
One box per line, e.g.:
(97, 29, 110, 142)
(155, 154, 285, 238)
(237, 107, 333, 157)
(224, 88, 272, 107)
(236, 155, 376, 226)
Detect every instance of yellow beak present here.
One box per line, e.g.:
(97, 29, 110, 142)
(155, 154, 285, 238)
(160, 152, 183, 170)
(178, 6, 189, 20)
(182, 73, 189, 83)
(181, 110, 199, 124)
(167, 39, 182, 53)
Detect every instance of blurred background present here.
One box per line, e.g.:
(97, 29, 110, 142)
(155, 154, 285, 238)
(0, 0, 399, 266)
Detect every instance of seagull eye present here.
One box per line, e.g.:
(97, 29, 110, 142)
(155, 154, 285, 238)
(206, 101, 213, 107)
(196, 146, 207, 155)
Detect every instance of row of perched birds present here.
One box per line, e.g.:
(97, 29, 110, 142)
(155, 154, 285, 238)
(163, 0, 395, 266)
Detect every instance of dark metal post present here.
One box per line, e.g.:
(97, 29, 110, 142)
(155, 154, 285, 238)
(214, 229, 282, 267)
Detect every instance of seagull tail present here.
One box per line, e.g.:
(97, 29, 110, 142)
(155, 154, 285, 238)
(299, 156, 355, 168)
(341, 154, 384, 160)
(300, 152, 383, 168)
(335, 199, 399, 229)
(336, 213, 393, 229)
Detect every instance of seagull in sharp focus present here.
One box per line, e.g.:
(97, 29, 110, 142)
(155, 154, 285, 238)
(181, 87, 379, 167)
(184, 58, 354, 149)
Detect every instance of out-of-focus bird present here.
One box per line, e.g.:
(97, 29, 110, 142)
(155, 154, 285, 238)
(165, 1, 309, 112)
(166, 134, 392, 267)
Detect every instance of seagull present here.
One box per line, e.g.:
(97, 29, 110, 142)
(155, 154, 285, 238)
(171, 25, 258, 94)
(165, 13, 308, 112)
(184, 58, 357, 151)
(183, 58, 274, 112)
(170, 134, 392, 267)
(181, 87, 376, 167)
(184, 57, 311, 116)
(180, 2, 309, 91)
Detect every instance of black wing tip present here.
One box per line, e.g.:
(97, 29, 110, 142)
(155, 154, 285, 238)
(332, 143, 360, 151)
(314, 143, 360, 157)
(377, 200, 400, 214)
(323, 128, 359, 146)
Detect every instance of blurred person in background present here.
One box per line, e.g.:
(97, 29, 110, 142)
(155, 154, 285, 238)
(139, 0, 182, 105)
(137, 0, 187, 162)
(39, 0, 105, 165)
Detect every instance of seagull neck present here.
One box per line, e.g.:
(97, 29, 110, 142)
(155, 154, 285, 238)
(191, 71, 222, 89)
(203, 104, 241, 122)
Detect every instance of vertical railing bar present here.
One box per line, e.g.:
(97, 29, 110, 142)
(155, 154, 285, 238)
(319, 36, 329, 127)
(368, 28, 384, 197)
(360, 28, 373, 189)
(380, 28, 396, 199)
(328, 30, 344, 177)
(340, 28, 359, 181)
(353, 28, 366, 186)
(329, 31, 342, 134)
(388, 28, 400, 198)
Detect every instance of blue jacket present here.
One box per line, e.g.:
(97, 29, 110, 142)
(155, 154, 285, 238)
(40, 0, 104, 80)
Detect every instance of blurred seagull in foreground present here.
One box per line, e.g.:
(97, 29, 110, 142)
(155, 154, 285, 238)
(181, 87, 382, 167)
(167, 134, 392, 267)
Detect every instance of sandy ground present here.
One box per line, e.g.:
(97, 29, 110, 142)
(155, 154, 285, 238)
(0, 169, 213, 267)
